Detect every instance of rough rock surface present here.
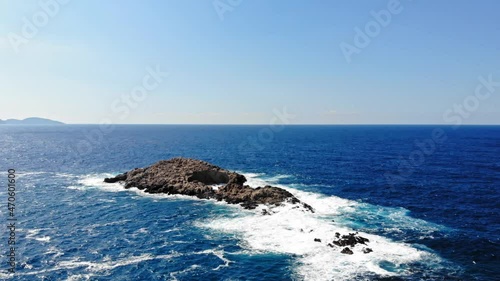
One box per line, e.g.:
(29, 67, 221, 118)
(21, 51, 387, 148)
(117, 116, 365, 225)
(325, 232, 372, 254)
(362, 247, 373, 254)
(104, 158, 313, 211)
(341, 247, 354, 255)
(332, 232, 370, 248)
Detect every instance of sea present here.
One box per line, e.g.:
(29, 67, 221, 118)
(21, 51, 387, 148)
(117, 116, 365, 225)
(0, 125, 498, 281)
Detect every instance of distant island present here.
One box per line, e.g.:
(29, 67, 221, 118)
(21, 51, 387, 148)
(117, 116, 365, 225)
(0, 117, 64, 125)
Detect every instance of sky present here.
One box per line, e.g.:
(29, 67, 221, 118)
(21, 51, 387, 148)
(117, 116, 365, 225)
(0, 0, 499, 124)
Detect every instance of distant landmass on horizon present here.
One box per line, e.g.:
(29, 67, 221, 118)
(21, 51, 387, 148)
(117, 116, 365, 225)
(0, 117, 64, 125)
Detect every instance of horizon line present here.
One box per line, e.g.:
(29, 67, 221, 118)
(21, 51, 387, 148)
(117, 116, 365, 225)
(7, 123, 500, 126)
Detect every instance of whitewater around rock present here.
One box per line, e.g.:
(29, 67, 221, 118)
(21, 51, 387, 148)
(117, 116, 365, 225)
(103, 158, 374, 256)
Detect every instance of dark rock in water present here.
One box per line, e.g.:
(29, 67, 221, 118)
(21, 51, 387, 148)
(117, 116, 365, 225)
(262, 209, 271, 216)
(332, 233, 369, 248)
(104, 172, 127, 183)
(239, 200, 258, 209)
(335, 232, 340, 238)
(362, 247, 373, 254)
(341, 247, 353, 255)
(314, 238, 322, 243)
(103, 158, 313, 211)
(302, 203, 315, 213)
(327, 243, 334, 248)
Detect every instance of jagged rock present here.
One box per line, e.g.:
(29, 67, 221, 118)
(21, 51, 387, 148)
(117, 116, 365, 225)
(262, 209, 271, 216)
(341, 247, 353, 255)
(314, 238, 322, 243)
(332, 233, 369, 248)
(302, 203, 315, 213)
(362, 247, 373, 254)
(103, 158, 313, 211)
(104, 172, 127, 183)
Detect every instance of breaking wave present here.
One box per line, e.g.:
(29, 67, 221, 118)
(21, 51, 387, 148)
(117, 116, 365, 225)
(64, 172, 457, 280)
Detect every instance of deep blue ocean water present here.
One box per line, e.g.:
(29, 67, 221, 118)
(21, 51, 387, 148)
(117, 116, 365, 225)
(0, 125, 498, 280)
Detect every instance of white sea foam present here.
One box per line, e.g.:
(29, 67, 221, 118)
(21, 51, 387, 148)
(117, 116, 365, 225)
(84, 219, 131, 230)
(170, 264, 202, 281)
(16, 171, 48, 177)
(0, 252, 182, 280)
(134, 227, 149, 237)
(26, 229, 41, 237)
(196, 173, 446, 281)
(0, 249, 231, 280)
(98, 198, 116, 203)
(34, 236, 51, 242)
(20, 262, 33, 270)
(45, 246, 64, 259)
(71, 174, 203, 204)
(57, 252, 179, 271)
(26, 228, 52, 243)
(196, 249, 232, 270)
(63, 172, 448, 280)
(240, 172, 269, 188)
(75, 174, 126, 193)
(65, 274, 93, 281)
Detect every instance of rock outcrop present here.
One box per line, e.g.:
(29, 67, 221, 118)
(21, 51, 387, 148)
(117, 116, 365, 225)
(340, 247, 354, 255)
(332, 232, 369, 248)
(325, 232, 372, 254)
(104, 158, 313, 211)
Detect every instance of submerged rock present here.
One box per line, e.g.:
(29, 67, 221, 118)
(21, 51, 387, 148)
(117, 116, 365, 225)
(103, 158, 313, 211)
(262, 209, 272, 216)
(341, 247, 354, 255)
(362, 247, 373, 254)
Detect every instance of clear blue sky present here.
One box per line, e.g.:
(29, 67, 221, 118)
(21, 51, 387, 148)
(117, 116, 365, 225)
(1, 0, 499, 124)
